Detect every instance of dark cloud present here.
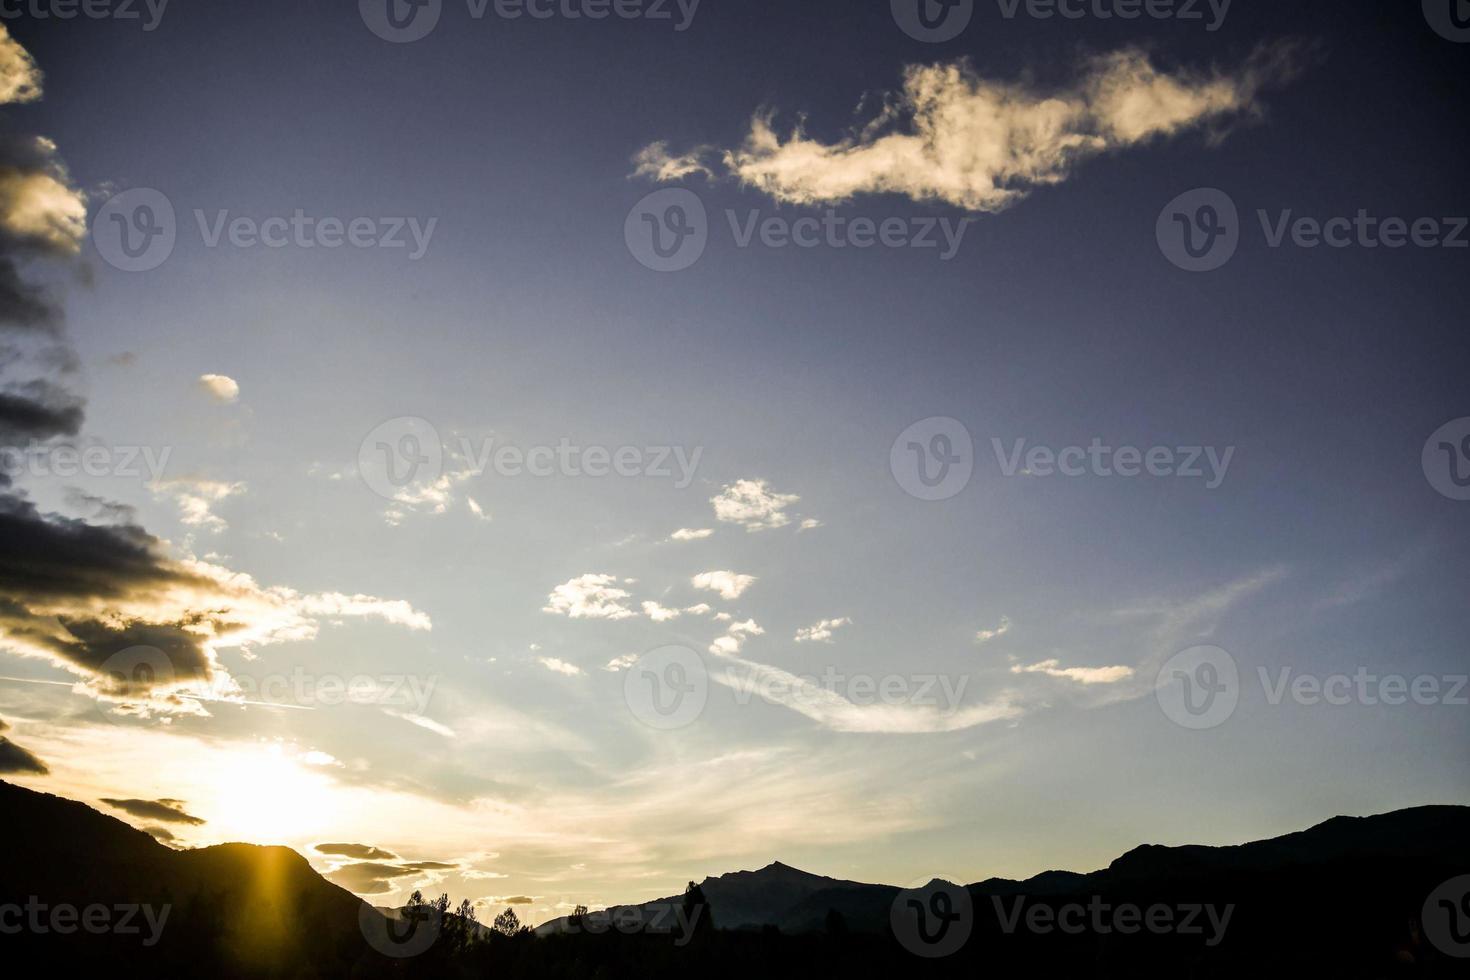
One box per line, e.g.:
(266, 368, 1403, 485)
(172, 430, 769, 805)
(0, 378, 84, 444)
(326, 862, 423, 895)
(99, 797, 206, 825)
(143, 826, 177, 842)
(0, 717, 48, 774)
(315, 842, 399, 861)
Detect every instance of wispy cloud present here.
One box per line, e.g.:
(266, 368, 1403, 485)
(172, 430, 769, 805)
(1010, 659, 1133, 685)
(794, 617, 851, 644)
(637, 43, 1307, 212)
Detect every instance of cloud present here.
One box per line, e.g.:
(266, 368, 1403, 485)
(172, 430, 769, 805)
(143, 826, 176, 842)
(316, 842, 399, 861)
(0, 493, 432, 715)
(794, 617, 851, 644)
(638, 43, 1306, 212)
(976, 616, 1012, 644)
(691, 570, 755, 600)
(0, 25, 41, 105)
(542, 574, 637, 620)
(640, 600, 682, 623)
(466, 496, 491, 521)
(709, 619, 764, 656)
(0, 717, 47, 774)
(603, 653, 639, 672)
(669, 528, 713, 542)
(150, 477, 245, 533)
(1010, 659, 1134, 685)
(537, 656, 584, 677)
(481, 895, 535, 906)
(197, 374, 239, 403)
(713, 659, 1021, 734)
(710, 479, 800, 531)
(631, 141, 713, 182)
(383, 709, 455, 738)
(99, 797, 205, 825)
(326, 861, 422, 895)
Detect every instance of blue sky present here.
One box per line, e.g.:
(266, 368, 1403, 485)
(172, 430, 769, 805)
(0, 0, 1466, 925)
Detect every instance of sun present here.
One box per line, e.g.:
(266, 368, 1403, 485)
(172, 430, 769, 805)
(202, 742, 346, 845)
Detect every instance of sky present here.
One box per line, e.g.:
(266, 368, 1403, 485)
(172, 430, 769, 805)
(0, 0, 1467, 927)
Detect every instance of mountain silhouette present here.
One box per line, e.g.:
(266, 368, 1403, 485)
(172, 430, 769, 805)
(5, 779, 1469, 977)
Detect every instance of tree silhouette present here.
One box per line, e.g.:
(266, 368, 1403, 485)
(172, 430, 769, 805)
(682, 881, 714, 939)
(493, 906, 521, 936)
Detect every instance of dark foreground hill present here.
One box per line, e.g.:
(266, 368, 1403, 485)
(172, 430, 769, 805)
(3, 779, 1468, 977)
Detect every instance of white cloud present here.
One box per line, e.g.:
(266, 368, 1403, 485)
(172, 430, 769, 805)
(638, 44, 1304, 212)
(383, 709, 456, 738)
(150, 477, 245, 533)
(1010, 659, 1134, 685)
(197, 374, 240, 403)
(0, 24, 42, 105)
(542, 574, 637, 620)
(631, 141, 714, 181)
(710, 479, 800, 532)
(603, 654, 639, 673)
(670, 528, 713, 541)
(641, 600, 682, 623)
(683, 603, 713, 616)
(691, 570, 756, 600)
(709, 620, 764, 657)
(713, 659, 1021, 734)
(976, 616, 1012, 644)
(798, 519, 822, 531)
(538, 657, 585, 677)
(794, 617, 851, 644)
(466, 496, 491, 521)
